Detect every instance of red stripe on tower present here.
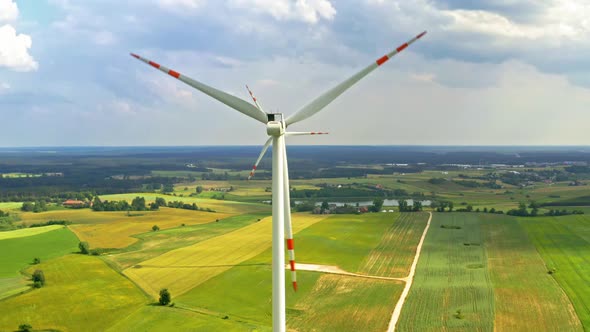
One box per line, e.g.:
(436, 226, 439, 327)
(168, 70, 180, 78)
(396, 43, 408, 52)
(287, 239, 294, 250)
(376, 55, 389, 66)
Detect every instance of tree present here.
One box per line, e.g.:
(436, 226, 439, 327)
(131, 196, 146, 211)
(32, 269, 45, 287)
(21, 202, 34, 212)
(398, 199, 409, 212)
(149, 202, 160, 211)
(162, 184, 174, 193)
(79, 241, 90, 255)
(155, 197, 166, 207)
(372, 198, 384, 212)
(195, 186, 203, 194)
(33, 257, 41, 265)
(152, 225, 160, 231)
(412, 200, 423, 212)
(320, 201, 330, 213)
(466, 205, 473, 212)
(159, 288, 171, 305)
(18, 324, 32, 332)
(448, 201, 454, 212)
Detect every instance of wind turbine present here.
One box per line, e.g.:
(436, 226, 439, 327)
(130, 30, 426, 332)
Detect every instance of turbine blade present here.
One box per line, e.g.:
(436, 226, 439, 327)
(285, 131, 329, 136)
(130, 53, 268, 124)
(248, 137, 273, 180)
(246, 85, 265, 113)
(285, 31, 427, 126)
(282, 139, 297, 291)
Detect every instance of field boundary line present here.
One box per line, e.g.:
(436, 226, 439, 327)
(386, 211, 432, 332)
(288, 263, 405, 282)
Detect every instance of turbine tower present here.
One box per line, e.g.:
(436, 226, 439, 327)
(130, 30, 426, 332)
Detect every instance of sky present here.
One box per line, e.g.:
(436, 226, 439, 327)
(0, 0, 589, 146)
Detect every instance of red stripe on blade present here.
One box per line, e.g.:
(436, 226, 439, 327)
(376, 55, 389, 66)
(168, 70, 180, 78)
(148, 61, 160, 69)
(396, 43, 408, 52)
(287, 238, 294, 250)
(293, 281, 298, 291)
(130, 53, 139, 59)
(417, 31, 427, 39)
(252, 165, 257, 170)
(289, 260, 295, 271)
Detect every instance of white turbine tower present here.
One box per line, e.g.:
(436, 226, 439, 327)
(130, 30, 426, 332)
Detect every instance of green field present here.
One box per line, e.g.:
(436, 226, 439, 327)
(177, 247, 404, 331)
(397, 213, 581, 331)
(0, 254, 148, 332)
(0, 227, 79, 300)
(520, 215, 590, 329)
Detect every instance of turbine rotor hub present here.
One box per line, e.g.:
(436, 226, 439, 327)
(266, 113, 285, 136)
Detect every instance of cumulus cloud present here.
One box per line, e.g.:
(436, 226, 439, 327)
(229, 0, 336, 24)
(157, 0, 205, 14)
(0, 24, 38, 71)
(0, 0, 18, 22)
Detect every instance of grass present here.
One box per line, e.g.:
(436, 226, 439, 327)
(106, 213, 269, 270)
(68, 208, 234, 249)
(0, 225, 64, 240)
(0, 202, 23, 211)
(397, 213, 495, 331)
(176, 247, 404, 331)
(124, 214, 328, 298)
(520, 214, 590, 330)
(0, 254, 148, 332)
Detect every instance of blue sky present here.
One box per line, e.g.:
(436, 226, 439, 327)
(1, 0, 589, 146)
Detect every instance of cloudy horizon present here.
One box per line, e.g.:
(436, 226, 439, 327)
(1, 0, 589, 147)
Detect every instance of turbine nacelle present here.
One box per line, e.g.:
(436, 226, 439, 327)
(266, 113, 285, 137)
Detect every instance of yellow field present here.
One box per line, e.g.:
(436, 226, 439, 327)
(0, 225, 64, 240)
(0, 255, 148, 332)
(19, 209, 127, 225)
(124, 214, 328, 297)
(69, 208, 233, 248)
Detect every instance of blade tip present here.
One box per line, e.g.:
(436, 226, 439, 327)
(130, 53, 140, 59)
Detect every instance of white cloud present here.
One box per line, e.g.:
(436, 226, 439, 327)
(0, 24, 38, 71)
(0, 0, 18, 22)
(229, 0, 336, 24)
(0, 82, 10, 91)
(157, 0, 204, 14)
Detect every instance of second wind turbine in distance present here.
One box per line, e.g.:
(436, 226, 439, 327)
(130, 30, 426, 332)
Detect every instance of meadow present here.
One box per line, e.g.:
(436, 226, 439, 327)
(0, 254, 149, 332)
(0, 227, 79, 300)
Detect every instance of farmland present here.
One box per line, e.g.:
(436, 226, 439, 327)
(0, 146, 589, 331)
(396, 213, 582, 331)
(520, 215, 590, 329)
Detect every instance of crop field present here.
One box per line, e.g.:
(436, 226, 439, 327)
(0, 254, 148, 332)
(0, 227, 79, 300)
(520, 215, 590, 329)
(0, 202, 23, 211)
(106, 213, 268, 270)
(358, 213, 428, 278)
(176, 247, 404, 331)
(483, 214, 582, 331)
(0, 224, 64, 240)
(397, 213, 582, 331)
(124, 214, 328, 298)
(68, 208, 234, 248)
(396, 213, 495, 331)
